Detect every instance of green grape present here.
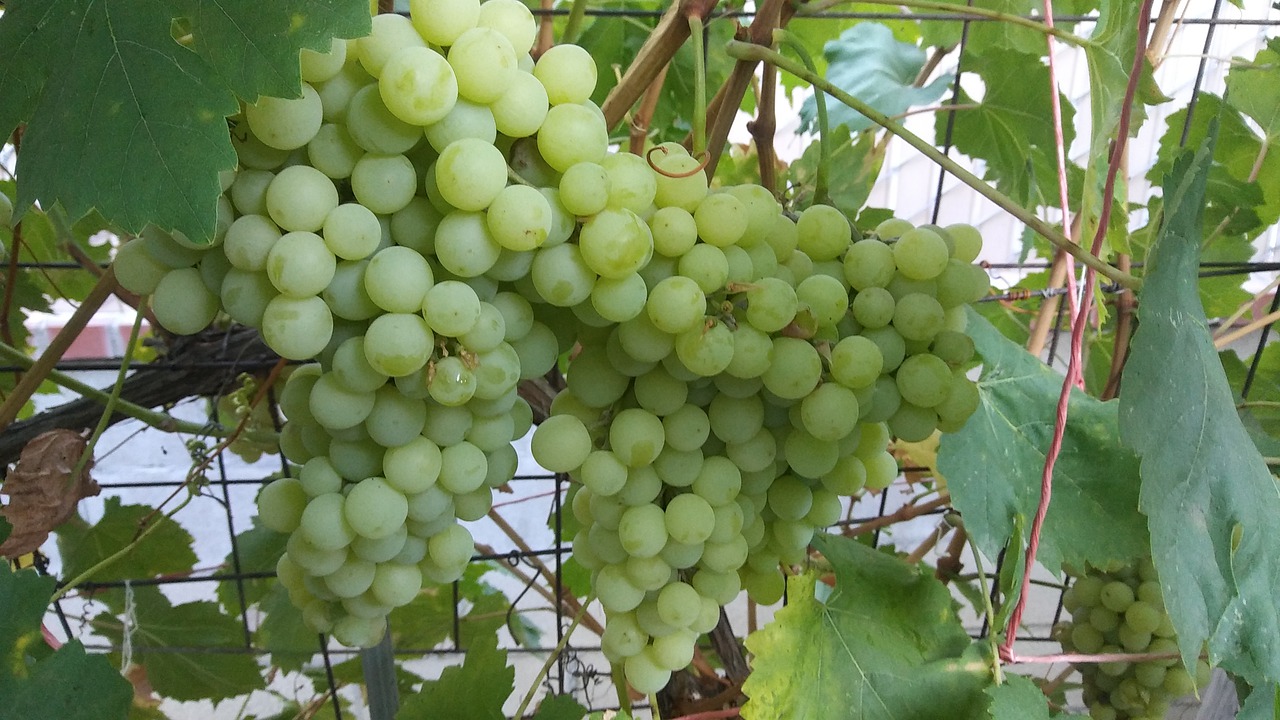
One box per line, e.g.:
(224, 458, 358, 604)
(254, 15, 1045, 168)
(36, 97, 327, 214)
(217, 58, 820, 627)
(224, 214, 283, 271)
(945, 223, 983, 262)
(783, 429, 839, 479)
(324, 556, 377, 598)
(895, 353, 953, 408)
(655, 582, 701, 629)
(558, 161, 610, 217)
(650, 146, 708, 211)
(796, 204, 851, 261)
(447, 27, 517, 104)
(610, 408, 666, 468)
(490, 71, 549, 138)
(601, 152, 657, 213)
(534, 43, 598, 106)
(709, 394, 765, 445)
(530, 243, 596, 306)
(309, 371, 376, 430)
(485, 184, 551, 253)
(888, 403, 937, 443)
(892, 227, 950, 280)
(850, 287, 895, 329)
(378, 46, 457, 126)
(346, 85, 422, 155)
(537, 103, 608, 173)
(694, 192, 748, 248)
(439, 441, 488, 494)
(761, 337, 821, 400)
(597, 563, 646, 613)
(800, 383, 860, 441)
(369, 562, 422, 607)
(674, 320, 734, 377)
(245, 83, 324, 151)
(531, 414, 592, 473)
(591, 273, 648, 323)
(650, 206, 698, 257)
(891, 293, 945, 343)
(828, 335, 883, 390)
(364, 312, 433, 376)
(692, 455, 742, 506)
(153, 268, 220, 335)
(646, 276, 706, 334)
(678, 244, 729, 294)
(844, 239, 896, 290)
(358, 13, 427, 77)
(435, 138, 508, 212)
(266, 231, 336, 297)
(1100, 581, 1136, 613)
(725, 324, 774, 380)
(745, 277, 798, 332)
(299, 457, 343, 497)
(302, 37, 347, 84)
(625, 555, 674, 592)
(510, 321, 560, 379)
(365, 385, 428, 446)
(351, 152, 418, 215)
(257, 478, 308, 533)
(410, 0, 479, 46)
(343, 477, 409, 540)
(434, 210, 502, 277)
(727, 428, 778, 475)
(580, 208, 653, 279)
(664, 493, 715, 545)
(300, 493, 357, 550)
(797, 273, 850, 327)
(266, 164, 339, 233)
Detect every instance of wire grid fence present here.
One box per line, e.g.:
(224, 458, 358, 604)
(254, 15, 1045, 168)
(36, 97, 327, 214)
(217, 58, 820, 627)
(2, 1, 1276, 718)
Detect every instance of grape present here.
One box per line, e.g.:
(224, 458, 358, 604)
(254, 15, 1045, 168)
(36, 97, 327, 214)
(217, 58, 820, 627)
(153, 268, 220, 335)
(745, 277, 798, 332)
(378, 46, 457, 126)
(410, 0, 479, 46)
(364, 312, 433, 376)
(579, 208, 653, 279)
(844, 239, 896, 290)
(359, 14, 427, 78)
(344, 478, 409, 540)
(266, 231, 336, 297)
(300, 493, 357, 550)
(946, 223, 984, 263)
(258, 478, 308, 533)
(489, 72, 549, 138)
(796, 204, 851, 261)
(351, 153, 418, 215)
(610, 408, 666, 467)
(434, 210, 502, 277)
(892, 227, 950, 280)
(617, 504, 668, 558)
(761, 337, 822, 400)
(664, 493, 715, 545)
(800, 383, 860, 441)
(346, 85, 422, 155)
(223, 214, 282, 271)
(448, 27, 517, 104)
(266, 165, 339, 233)
(245, 83, 323, 151)
(796, 274, 849, 327)
(895, 354, 952, 408)
(365, 385, 429, 446)
(310, 372, 376, 430)
(537, 103, 608, 172)
(892, 293, 946, 342)
(486, 184, 551, 252)
(531, 414, 592, 473)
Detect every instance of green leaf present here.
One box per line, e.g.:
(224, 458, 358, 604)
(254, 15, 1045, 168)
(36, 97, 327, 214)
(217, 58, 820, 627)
(174, 0, 370, 102)
(316, 655, 423, 700)
(95, 586, 264, 701)
(532, 694, 589, 720)
(216, 519, 289, 612)
(1226, 38, 1280, 138)
(942, 50, 1074, 208)
(388, 563, 507, 649)
(256, 584, 318, 673)
(395, 632, 514, 720)
(740, 533, 990, 720)
(1118, 138, 1280, 685)
(801, 23, 951, 134)
(0, 0, 239, 244)
(0, 566, 132, 720)
(56, 498, 197, 585)
(986, 674, 1086, 719)
(1238, 683, 1280, 720)
(937, 310, 1149, 574)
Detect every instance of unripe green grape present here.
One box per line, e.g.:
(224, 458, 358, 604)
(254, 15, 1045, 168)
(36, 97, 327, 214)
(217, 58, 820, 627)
(844, 239, 896, 290)
(438, 441, 488, 494)
(153, 268, 220, 335)
(434, 209, 502, 277)
(762, 337, 822, 400)
(266, 164, 339, 233)
(346, 85, 422, 155)
(1100, 580, 1137, 613)
(378, 46, 457, 126)
(364, 312, 433, 376)
(365, 386, 428, 447)
(448, 27, 517, 104)
(892, 227, 950, 280)
(945, 223, 983, 262)
(300, 493, 357, 550)
(266, 231, 336, 297)
(745, 277, 798, 332)
(258, 478, 308, 533)
(796, 204, 851, 261)
(113, 238, 171, 295)
(533, 43, 597, 105)
(489, 71, 548, 138)
(245, 83, 324, 151)
(531, 414, 592, 473)
(410, 0, 479, 46)
(559, 162, 610, 217)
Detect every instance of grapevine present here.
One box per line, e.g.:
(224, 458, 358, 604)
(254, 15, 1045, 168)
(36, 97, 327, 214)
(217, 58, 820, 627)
(106, 0, 996, 691)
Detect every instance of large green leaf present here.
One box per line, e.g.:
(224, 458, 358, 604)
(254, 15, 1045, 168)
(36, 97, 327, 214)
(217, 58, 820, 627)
(0, 566, 132, 720)
(216, 519, 289, 612)
(94, 586, 264, 701)
(395, 632, 515, 720)
(255, 583, 318, 673)
(532, 694, 589, 720)
(800, 23, 950, 134)
(56, 497, 197, 585)
(786, 125, 883, 218)
(0, 0, 368, 245)
(941, 50, 1074, 208)
(741, 533, 990, 720)
(175, 0, 369, 102)
(937, 311, 1148, 574)
(1118, 139, 1280, 685)
(1238, 683, 1280, 720)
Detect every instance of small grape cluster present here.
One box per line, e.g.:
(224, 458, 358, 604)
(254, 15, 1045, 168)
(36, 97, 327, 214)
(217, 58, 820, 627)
(107, 0, 995, 683)
(1057, 560, 1210, 720)
(215, 373, 280, 463)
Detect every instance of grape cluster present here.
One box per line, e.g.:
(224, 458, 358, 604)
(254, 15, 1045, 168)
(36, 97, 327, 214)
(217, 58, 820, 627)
(108, 0, 994, 684)
(1057, 560, 1210, 720)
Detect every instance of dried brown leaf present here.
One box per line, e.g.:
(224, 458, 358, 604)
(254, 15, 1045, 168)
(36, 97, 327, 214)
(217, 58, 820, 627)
(0, 429, 99, 557)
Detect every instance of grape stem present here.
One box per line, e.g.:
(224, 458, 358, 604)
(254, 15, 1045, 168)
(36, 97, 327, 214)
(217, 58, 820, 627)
(772, 30, 830, 206)
(69, 297, 148, 484)
(689, 15, 708, 157)
(723, 40, 1142, 291)
(510, 593, 595, 720)
(967, 544, 1004, 685)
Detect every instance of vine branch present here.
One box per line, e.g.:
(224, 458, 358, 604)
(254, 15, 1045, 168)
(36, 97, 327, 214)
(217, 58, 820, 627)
(801, 0, 1095, 47)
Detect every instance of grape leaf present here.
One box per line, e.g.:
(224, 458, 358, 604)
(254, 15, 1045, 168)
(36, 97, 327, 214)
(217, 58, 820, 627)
(216, 519, 289, 612)
(94, 585, 264, 701)
(786, 125, 883, 218)
(395, 631, 514, 720)
(1226, 38, 1280, 139)
(1118, 138, 1280, 685)
(936, 310, 1148, 574)
(740, 533, 990, 720)
(799, 23, 951, 134)
(0, 0, 368, 245)
(55, 497, 197, 585)
(256, 583, 318, 673)
(986, 674, 1086, 719)
(533, 694, 589, 720)
(941, 50, 1073, 208)
(0, 566, 132, 720)
(1238, 683, 1280, 720)
(174, 0, 370, 102)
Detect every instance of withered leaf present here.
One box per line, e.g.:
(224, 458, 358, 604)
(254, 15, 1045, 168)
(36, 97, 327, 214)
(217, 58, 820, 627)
(0, 429, 99, 558)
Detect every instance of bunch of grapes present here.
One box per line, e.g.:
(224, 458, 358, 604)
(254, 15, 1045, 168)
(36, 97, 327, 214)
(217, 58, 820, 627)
(1057, 560, 1210, 720)
(109, 0, 994, 685)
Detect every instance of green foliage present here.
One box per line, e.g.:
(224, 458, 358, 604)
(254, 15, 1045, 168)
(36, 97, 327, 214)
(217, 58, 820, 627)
(986, 674, 1085, 720)
(798, 23, 950, 134)
(0, 0, 369, 244)
(215, 518, 290, 612)
(1226, 38, 1280, 139)
(785, 125, 883, 216)
(1238, 683, 1280, 720)
(55, 498, 197, 587)
(940, 50, 1074, 209)
(94, 585, 265, 701)
(0, 566, 132, 720)
(741, 533, 989, 720)
(937, 310, 1149, 574)
(532, 694, 589, 720)
(1119, 140, 1280, 685)
(395, 632, 514, 720)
